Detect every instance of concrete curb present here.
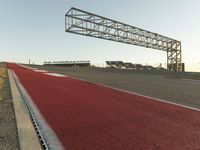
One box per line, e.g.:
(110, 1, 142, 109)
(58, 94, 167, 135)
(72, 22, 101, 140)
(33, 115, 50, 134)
(9, 68, 64, 150)
(8, 70, 42, 150)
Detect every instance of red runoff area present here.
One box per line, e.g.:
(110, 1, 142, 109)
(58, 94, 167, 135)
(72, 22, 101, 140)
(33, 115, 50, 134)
(8, 63, 200, 150)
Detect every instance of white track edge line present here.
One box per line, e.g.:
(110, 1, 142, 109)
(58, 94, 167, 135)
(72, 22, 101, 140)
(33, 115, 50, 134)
(65, 75, 200, 112)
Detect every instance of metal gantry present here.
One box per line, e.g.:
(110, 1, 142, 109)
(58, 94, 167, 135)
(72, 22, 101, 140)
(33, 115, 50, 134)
(65, 7, 183, 71)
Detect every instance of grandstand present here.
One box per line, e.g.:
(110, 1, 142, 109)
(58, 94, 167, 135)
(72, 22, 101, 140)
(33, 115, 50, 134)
(124, 63, 135, 69)
(44, 61, 90, 68)
(105, 61, 126, 69)
(135, 64, 145, 70)
(106, 61, 167, 71)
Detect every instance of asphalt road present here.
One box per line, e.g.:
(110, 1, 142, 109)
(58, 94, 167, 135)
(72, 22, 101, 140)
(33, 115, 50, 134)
(9, 64, 200, 150)
(30, 65, 200, 109)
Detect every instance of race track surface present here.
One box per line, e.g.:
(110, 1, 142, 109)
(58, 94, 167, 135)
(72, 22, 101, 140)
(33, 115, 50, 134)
(8, 63, 200, 150)
(29, 65, 200, 109)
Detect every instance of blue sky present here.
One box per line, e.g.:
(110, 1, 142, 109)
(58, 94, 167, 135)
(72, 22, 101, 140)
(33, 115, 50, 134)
(0, 0, 200, 71)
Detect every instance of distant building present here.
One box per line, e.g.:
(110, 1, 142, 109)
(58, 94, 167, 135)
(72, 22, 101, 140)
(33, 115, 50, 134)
(43, 61, 90, 68)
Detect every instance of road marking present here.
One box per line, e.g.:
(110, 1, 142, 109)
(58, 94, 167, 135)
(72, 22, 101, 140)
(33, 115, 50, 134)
(44, 73, 66, 77)
(34, 70, 48, 73)
(181, 78, 200, 82)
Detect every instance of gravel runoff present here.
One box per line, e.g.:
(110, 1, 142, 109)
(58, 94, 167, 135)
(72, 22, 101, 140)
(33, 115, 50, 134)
(0, 100, 19, 150)
(0, 63, 19, 150)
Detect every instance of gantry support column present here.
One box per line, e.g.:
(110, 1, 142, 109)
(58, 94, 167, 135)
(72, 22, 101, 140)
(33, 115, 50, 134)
(167, 41, 182, 71)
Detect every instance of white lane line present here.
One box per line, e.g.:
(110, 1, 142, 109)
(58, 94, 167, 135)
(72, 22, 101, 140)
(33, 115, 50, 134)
(65, 75, 200, 112)
(181, 78, 200, 82)
(44, 73, 66, 77)
(17, 64, 46, 72)
(34, 70, 48, 73)
(19, 64, 32, 69)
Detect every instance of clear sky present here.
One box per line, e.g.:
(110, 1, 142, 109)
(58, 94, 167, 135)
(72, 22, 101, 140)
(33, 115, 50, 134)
(1, 0, 200, 71)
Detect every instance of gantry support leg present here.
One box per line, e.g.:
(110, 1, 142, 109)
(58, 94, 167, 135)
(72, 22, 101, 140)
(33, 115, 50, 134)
(167, 41, 182, 72)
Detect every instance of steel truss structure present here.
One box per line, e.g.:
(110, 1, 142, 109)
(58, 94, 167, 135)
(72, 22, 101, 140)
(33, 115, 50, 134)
(65, 7, 182, 71)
